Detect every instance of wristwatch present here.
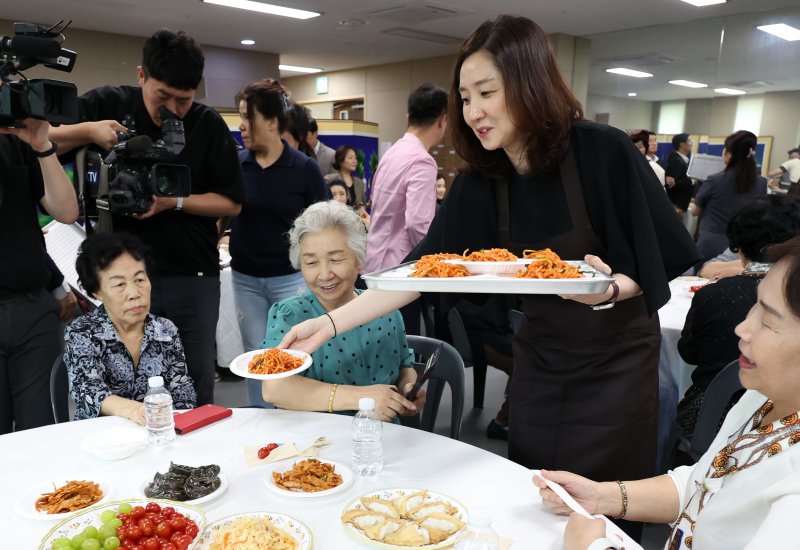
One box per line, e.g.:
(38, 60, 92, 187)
(175, 197, 184, 211)
(591, 280, 620, 311)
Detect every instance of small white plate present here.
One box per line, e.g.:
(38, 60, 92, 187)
(195, 511, 312, 549)
(265, 459, 354, 498)
(342, 488, 467, 550)
(443, 259, 532, 275)
(229, 348, 312, 380)
(81, 427, 147, 461)
(140, 472, 228, 506)
(15, 478, 112, 522)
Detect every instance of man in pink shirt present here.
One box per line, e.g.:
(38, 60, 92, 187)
(364, 84, 448, 273)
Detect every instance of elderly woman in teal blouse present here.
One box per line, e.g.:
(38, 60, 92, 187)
(261, 200, 425, 421)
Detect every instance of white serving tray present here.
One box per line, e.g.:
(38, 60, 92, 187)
(362, 261, 613, 295)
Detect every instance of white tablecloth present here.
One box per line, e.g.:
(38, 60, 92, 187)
(656, 277, 703, 463)
(3, 409, 566, 548)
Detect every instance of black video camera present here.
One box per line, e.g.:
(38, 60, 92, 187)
(0, 20, 78, 127)
(97, 107, 191, 216)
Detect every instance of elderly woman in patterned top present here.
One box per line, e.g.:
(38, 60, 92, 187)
(534, 235, 800, 550)
(65, 233, 196, 423)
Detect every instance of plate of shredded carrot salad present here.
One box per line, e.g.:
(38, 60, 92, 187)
(363, 248, 613, 295)
(230, 348, 313, 380)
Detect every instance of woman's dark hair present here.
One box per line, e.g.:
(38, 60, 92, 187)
(449, 15, 584, 179)
(629, 130, 649, 152)
(235, 78, 289, 133)
(75, 233, 152, 297)
(763, 235, 800, 319)
(142, 30, 204, 90)
(724, 130, 758, 194)
(333, 145, 357, 172)
(727, 195, 800, 262)
(285, 103, 316, 158)
(327, 179, 351, 205)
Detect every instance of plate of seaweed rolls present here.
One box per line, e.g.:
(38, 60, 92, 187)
(140, 462, 227, 505)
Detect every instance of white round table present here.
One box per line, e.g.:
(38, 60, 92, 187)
(2, 409, 566, 548)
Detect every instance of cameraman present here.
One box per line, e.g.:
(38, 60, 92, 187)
(0, 115, 79, 433)
(51, 30, 244, 405)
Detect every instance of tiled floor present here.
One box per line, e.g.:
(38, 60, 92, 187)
(214, 364, 668, 549)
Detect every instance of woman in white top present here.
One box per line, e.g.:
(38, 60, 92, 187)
(535, 235, 800, 550)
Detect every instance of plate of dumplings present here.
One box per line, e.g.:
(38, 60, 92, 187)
(341, 488, 467, 549)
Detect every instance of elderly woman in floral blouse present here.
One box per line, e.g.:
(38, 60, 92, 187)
(65, 233, 196, 423)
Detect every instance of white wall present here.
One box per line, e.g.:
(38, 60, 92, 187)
(585, 94, 655, 132)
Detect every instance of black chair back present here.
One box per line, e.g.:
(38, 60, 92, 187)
(406, 335, 465, 440)
(689, 360, 744, 460)
(447, 308, 487, 408)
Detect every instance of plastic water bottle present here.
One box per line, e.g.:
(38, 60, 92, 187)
(144, 376, 176, 446)
(352, 397, 383, 476)
(454, 507, 500, 550)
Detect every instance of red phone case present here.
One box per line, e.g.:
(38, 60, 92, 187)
(173, 404, 232, 435)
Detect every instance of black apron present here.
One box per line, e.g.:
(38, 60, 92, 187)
(497, 148, 660, 483)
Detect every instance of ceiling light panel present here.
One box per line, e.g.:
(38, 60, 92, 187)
(279, 64, 323, 73)
(757, 24, 800, 42)
(669, 80, 708, 88)
(202, 0, 320, 20)
(714, 88, 746, 95)
(605, 67, 653, 78)
(679, 0, 726, 6)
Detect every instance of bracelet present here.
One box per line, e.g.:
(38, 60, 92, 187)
(612, 480, 628, 519)
(327, 383, 338, 413)
(324, 312, 337, 338)
(34, 140, 58, 158)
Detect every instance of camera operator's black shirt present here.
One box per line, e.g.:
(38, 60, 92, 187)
(75, 85, 244, 277)
(0, 135, 50, 298)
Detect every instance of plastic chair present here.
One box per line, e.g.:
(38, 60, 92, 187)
(660, 360, 744, 471)
(50, 355, 70, 424)
(447, 307, 488, 408)
(406, 335, 465, 440)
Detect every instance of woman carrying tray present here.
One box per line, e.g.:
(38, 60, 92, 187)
(280, 14, 699, 535)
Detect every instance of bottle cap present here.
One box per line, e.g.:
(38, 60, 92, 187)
(358, 397, 376, 411)
(467, 506, 492, 527)
(148, 376, 165, 388)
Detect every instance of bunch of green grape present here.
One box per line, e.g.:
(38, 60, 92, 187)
(50, 502, 131, 550)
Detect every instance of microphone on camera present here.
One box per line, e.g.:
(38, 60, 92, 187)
(0, 35, 61, 59)
(125, 135, 153, 155)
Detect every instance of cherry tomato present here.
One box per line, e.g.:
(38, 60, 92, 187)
(173, 535, 192, 550)
(121, 539, 136, 549)
(131, 506, 146, 520)
(265, 442, 279, 451)
(161, 506, 176, 518)
(257, 446, 271, 459)
(145, 503, 161, 514)
(142, 539, 160, 550)
(168, 516, 187, 532)
(155, 522, 172, 539)
(138, 518, 154, 537)
(131, 545, 145, 550)
(160, 542, 176, 550)
(118, 513, 131, 524)
(127, 525, 143, 541)
(184, 522, 199, 538)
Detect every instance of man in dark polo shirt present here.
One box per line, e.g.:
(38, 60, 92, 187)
(0, 116, 79, 433)
(52, 30, 244, 405)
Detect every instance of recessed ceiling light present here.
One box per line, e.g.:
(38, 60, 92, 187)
(627, 92, 637, 97)
(279, 64, 323, 74)
(606, 68, 653, 78)
(240, 39, 255, 45)
(202, 0, 321, 20)
(668, 79, 708, 88)
(714, 88, 746, 95)
(679, 0, 726, 6)
(757, 23, 800, 41)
